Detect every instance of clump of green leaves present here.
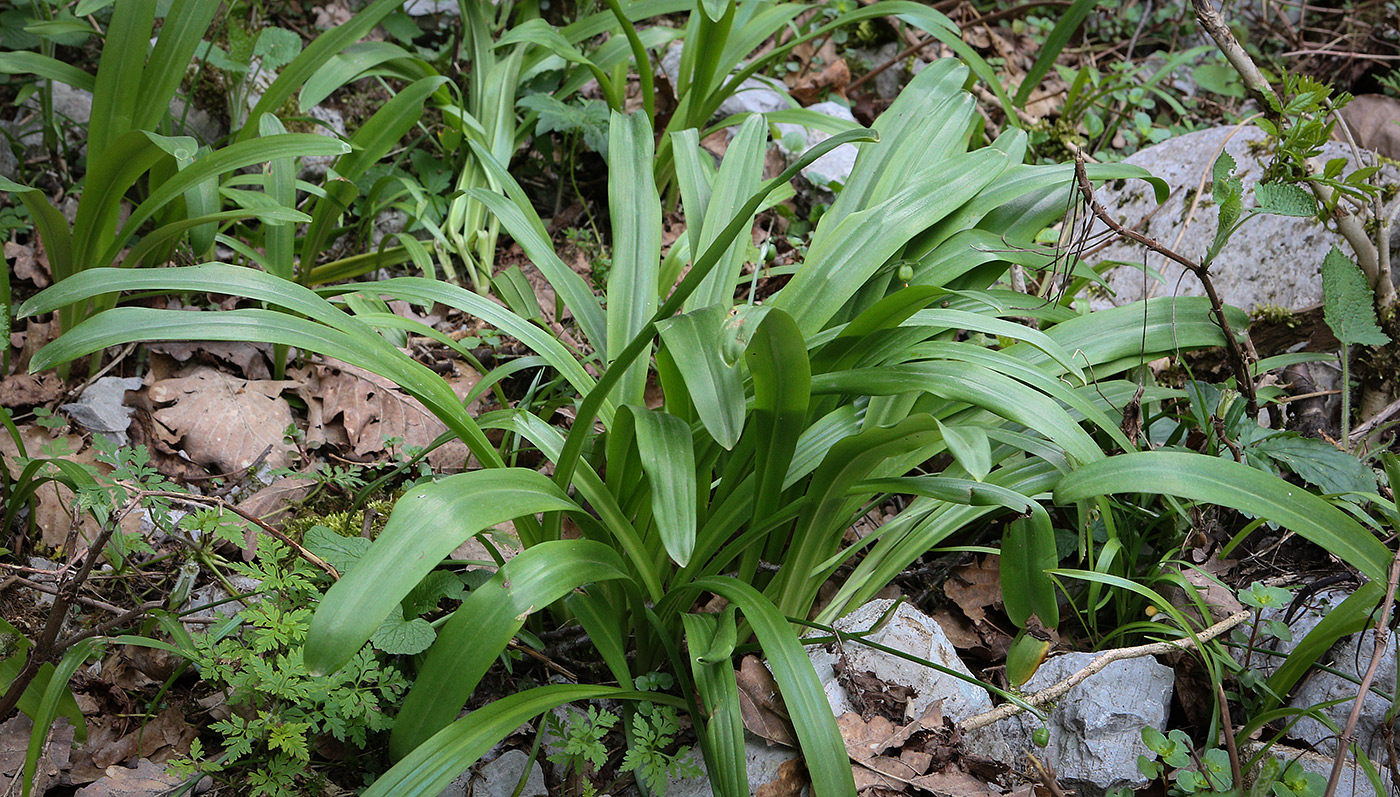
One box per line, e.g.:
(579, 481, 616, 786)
(543, 673, 701, 797)
(1257, 74, 1378, 214)
(1137, 729, 1323, 797)
(170, 535, 408, 796)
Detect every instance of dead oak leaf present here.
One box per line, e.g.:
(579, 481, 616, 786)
(309, 359, 473, 471)
(944, 556, 1004, 623)
(74, 758, 182, 797)
(910, 766, 1002, 797)
(0, 372, 65, 407)
(755, 757, 808, 797)
(149, 366, 297, 473)
(736, 655, 797, 747)
(5, 240, 49, 287)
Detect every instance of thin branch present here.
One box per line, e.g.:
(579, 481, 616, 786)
(135, 489, 339, 579)
(1323, 545, 1400, 797)
(961, 610, 1250, 731)
(1073, 153, 1260, 418)
(1191, 0, 1281, 115)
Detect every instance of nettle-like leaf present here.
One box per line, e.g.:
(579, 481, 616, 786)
(519, 93, 611, 155)
(304, 525, 371, 575)
(1252, 431, 1377, 495)
(371, 604, 436, 655)
(1206, 152, 1243, 261)
(1254, 181, 1316, 217)
(1320, 246, 1391, 347)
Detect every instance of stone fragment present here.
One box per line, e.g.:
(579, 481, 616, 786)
(659, 42, 794, 122)
(808, 599, 993, 723)
(61, 376, 144, 446)
(970, 652, 1174, 797)
(774, 100, 861, 192)
(1085, 125, 1400, 313)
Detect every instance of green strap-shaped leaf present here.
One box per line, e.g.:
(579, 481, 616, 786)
(683, 610, 747, 797)
(367, 685, 659, 796)
(307, 471, 582, 677)
(656, 305, 745, 449)
(685, 576, 856, 797)
(1000, 503, 1060, 627)
(746, 308, 810, 530)
(1054, 451, 1391, 581)
(239, 0, 404, 141)
(605, 111, 662, 406)
(387, 540, 632, 758)
(686, 114, 765, 312)
(0, 52, 95, 91)
(774, 148, 1007, 336)
(628, 406, 698, 566)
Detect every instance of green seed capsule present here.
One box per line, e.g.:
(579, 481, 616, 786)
(897, 263, 914, 283)
(1033, 726, 1050, 748)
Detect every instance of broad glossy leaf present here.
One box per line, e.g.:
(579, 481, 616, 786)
(746, 309, 810, 526)
(605, 111, 661, 406)
(388, 540, 632, 757)
(1001, 504, 1059, 627)
(656, 306, 744, 449)
(307, 470, 579, 676)
(935, 420, 991, 481)
(628, 407, 698, 566)
(1054, 452, 1391, 580)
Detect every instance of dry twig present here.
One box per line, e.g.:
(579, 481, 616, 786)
(1323, 546, 1400, 797)
(961, 609, 1251, 731)
(1072, 153, 1260, 418)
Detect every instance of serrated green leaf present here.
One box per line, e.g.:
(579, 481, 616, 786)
(1254, 181, 1316, 217)
(1320, 246, 1391, 346)
(1249, 430, 1377, 495)
(518, 93, 610, 155)
(403, 570, 466, 618)
(371, 604, 436, 655)
(303, 526, 371, 575)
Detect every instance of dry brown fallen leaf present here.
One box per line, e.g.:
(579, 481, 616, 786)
(306, 358, 477, 470)
(943, 556, 1004, 624)
(237, 474, 319, 528)
(754, 757, 808, 797)
(736, 655, 797, 747)
(148, 340, 275, 381)
(0, 372, 66, 407)
(0, 715, 75, 796)
(1336, 94, 1400, 160)
(5, 239, 49, 287)
(74, 758, 183, 797)
(148, 365, 298, 473)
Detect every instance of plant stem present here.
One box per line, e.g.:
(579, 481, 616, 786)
(1341, 343, 1352, 448)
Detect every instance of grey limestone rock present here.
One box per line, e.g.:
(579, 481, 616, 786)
(970, 652, 1174, 797)
(61, 376, 143, 446)
(1086, 125, 1400, 313)
(807, 599, 993, 723)
(666, 733, 806, 797)
(774, 100, 861, 192)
